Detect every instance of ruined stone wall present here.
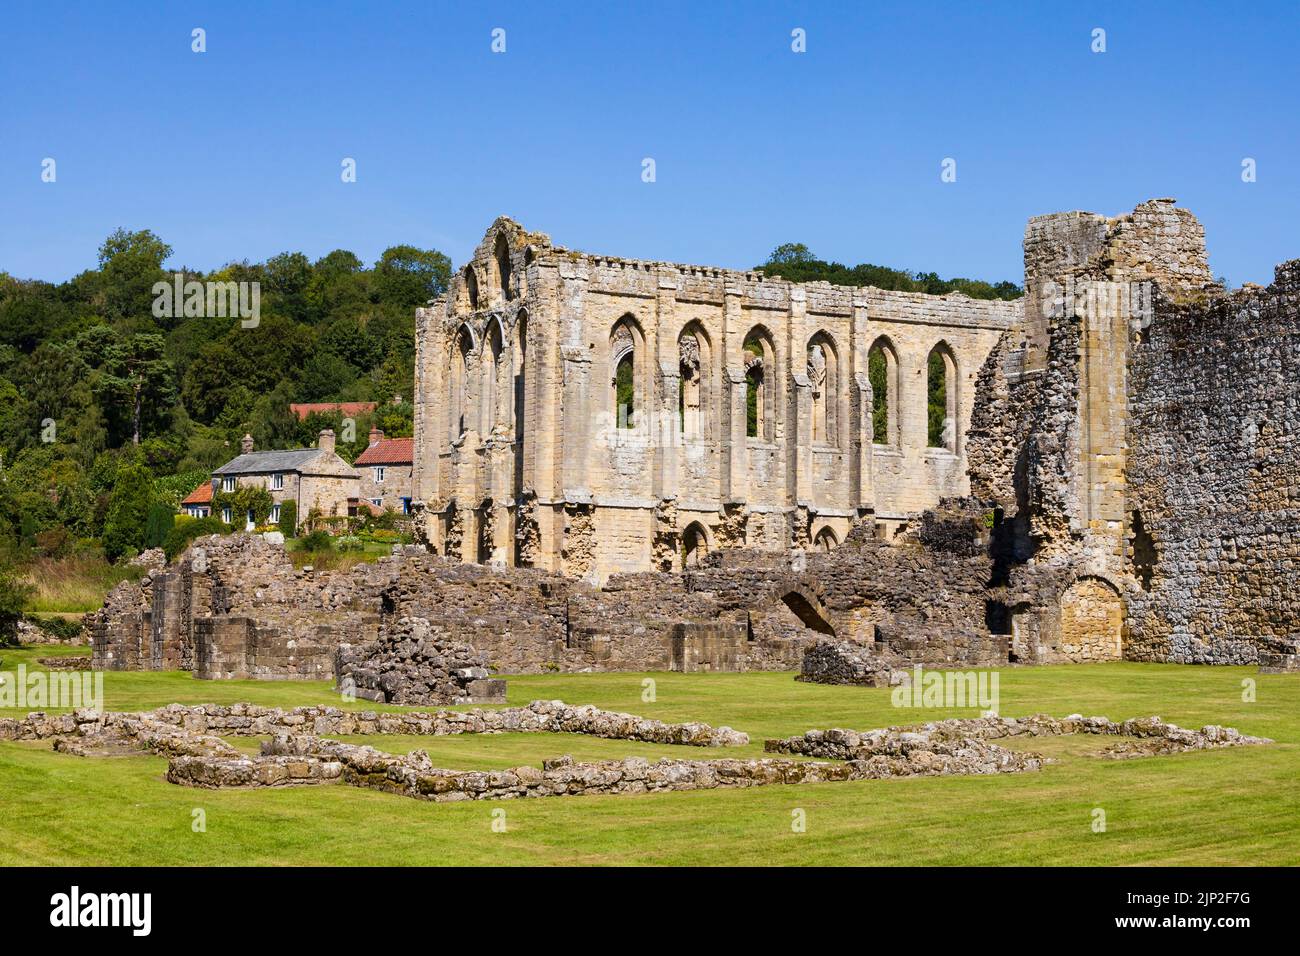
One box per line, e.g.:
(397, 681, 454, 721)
(91, 518, 1027, 679)
(414, 216, 1019, 581)
(1125, 263, 1300, 663)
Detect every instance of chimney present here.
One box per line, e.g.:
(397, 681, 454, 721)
(318, 428, 336, 456)
(241, 433, 254, 454)
(368, 427, 384, 447)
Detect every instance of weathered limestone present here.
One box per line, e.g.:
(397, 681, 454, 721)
(414, 217, 1020, 580)
(798, 640, 905, 687)
(335, 617, 506, 705)
(766, 714, 1272, 761)
(970, 198, 1300, 667)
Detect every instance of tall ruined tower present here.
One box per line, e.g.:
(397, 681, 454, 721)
(1019, 199, 1216, 575)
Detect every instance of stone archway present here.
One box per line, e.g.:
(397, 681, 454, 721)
(780, 589, 836, 636)
(682, 522, 710, 568)
(1058, 576, 1125, 661)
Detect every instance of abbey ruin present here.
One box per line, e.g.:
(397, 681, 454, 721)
(90, 199, 1300, 679)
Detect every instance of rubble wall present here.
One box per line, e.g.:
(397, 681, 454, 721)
(1125, 263, 1300, 663)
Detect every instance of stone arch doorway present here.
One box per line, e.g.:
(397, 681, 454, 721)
(780, 589, 836, 636)
(682, 522, 710, 568)
(1059, 576, 1125, 661)
(813, 526, 838, 552)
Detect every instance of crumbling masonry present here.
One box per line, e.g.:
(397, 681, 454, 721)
(89, 200, 1300, 675)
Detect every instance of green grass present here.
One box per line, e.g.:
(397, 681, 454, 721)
(1, 647, 1297, 866)
(20, 554, 144, 613)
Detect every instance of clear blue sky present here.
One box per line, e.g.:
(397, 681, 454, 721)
(2, 1, 1296, 286)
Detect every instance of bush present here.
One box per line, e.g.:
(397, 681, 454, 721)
(34, 526, 73, 558)
(31, 616, 83, 642)
(102, 461, 155, 562)
(295, 530, 334, 554)
(278, 499, 297, 537)
(0, 567, 33, 646)
(163, 515, 232, 561)
(143, 502, 175, 549)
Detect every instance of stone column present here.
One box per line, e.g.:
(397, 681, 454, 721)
(560, 345, 593, 500)
(793, 370, 813, 508)
(853, 371, 874, 511)
(722, 365, 748, 503)
(656, 359, 681, 501)
(653, 274, 679, 502)
(411, 305, 444, 541)
(786, 288, 808, 509)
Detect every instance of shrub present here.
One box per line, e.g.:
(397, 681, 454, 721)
(102, 461, 155, 562)
(31, 616, 83, 642)
(0, 567, 33, 646)
(295, 530, 334, 554)
(278, 499, 297, 537)
(34, 526, 73, 558)
(143, 502, 176, 549)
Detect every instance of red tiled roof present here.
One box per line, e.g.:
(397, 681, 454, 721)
(289, 401, 377, 422)
(354, 437, 414, 466)
(181, 481, 213, 505)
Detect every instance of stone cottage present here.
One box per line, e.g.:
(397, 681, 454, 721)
(354, 429, 414, 514)
(179, 481, 212, 518)
(207, 430, 360, 529)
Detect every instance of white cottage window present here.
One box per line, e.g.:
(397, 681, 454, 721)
(373, 466, 385, 483)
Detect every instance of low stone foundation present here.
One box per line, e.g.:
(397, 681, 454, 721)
(766, 713, 1271, 762)
(36, 656, 93, 671)
(334, 617, 507, 705)
(3, 700, 1269, 805)
(0, 700, 750, 748)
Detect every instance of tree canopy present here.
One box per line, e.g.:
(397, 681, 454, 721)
(756, 245, 1022, 301)
(0, 229, 442, 563)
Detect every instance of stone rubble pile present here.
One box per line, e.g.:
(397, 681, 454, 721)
(335, 617, 506, 705)
(797, 639, 906, 687)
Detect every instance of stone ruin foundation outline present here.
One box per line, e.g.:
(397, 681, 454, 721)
(0, 702, 1270, 804)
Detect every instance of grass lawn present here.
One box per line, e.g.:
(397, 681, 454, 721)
(1, 644, 1296, 866)
(20, 554, 144, 614)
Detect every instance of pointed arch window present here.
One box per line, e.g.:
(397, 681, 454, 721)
(926, 342, 958, 451)
(743, 327, 775, 441)
(868, 336, 899, 446)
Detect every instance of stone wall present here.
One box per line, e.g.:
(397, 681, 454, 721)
(91, 525, 1021, 678)
(1125, 263, 1300, 664)
(414, 216, 1020, 581)
(0, 699, 749, 748)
